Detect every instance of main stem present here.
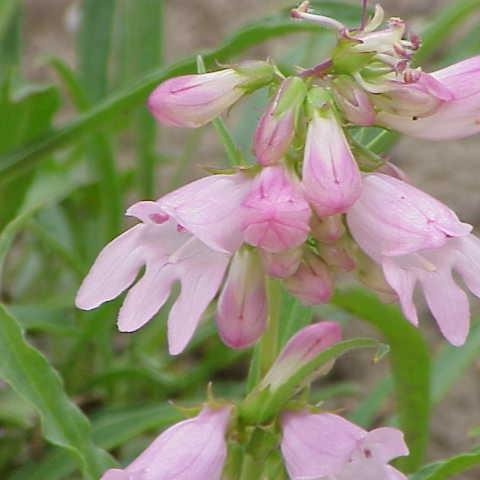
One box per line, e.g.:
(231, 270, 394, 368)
(258, 277, 281, 377)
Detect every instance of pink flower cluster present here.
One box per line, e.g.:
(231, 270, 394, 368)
(101, 323, 409, 480)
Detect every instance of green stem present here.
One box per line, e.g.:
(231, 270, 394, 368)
(258, 278, 282, 377)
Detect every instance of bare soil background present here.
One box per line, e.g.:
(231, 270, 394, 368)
(22, 1, 480, 478)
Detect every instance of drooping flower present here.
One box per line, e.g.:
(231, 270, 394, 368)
(241, 165, 311, 253)
(216, 248, 267, 349)
(347, 173, 479, 345)
(148, 61, 274, 128)
(101, 406, 232, 480)
(76, 201, 230, 355)
(284, 251, 333, 305)
(281, 410, 408, 480)
(76, 172, 256, 355)
(377, 56, 480, 139)
(253, 76, 306, 166)
(302, 107, 362, 216)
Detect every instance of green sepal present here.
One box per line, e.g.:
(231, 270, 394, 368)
(332, 38, 376, 74)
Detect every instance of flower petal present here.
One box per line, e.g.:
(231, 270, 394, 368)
(167, 238, 230, 355)
(160, 173, 252, 253)
(382, 257, 419, 326)
(76, 225, 145, 310)
(454, 234, 480, 298)
(363, 427, 409, 463)
(420, 269, 470, 346)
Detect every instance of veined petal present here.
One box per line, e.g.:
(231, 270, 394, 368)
(420, 268, 470, 346)
(216, 248, 267, 349)
(281, 411, 364, 479)
(76, 225, 145, 310)
(117, 263, 176, 333)
(382, 257, 419, 326)
(101, 406, 231, 480)
(160, 173, 252, 253)
(454, 234, 480, 297)
(302, 110, 362, 216)
(167, 238, 230, 355)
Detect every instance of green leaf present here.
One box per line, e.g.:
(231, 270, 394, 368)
(410, 446, 480, 480)
(332, 288, 431, 472)
(0, 304, 114, 479)
(10, 403, 183, 480)
(0, 4, 358, 182)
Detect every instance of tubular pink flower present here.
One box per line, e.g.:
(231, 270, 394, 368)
(216, 248, 267, 349)
(253, 77, 306, 166)
(160, 173, 253, 254)
(241, 165, 311, 253)
(148, 69, 245, 128)
(285, 251, 333, 305)
(76, 200, 230, 355)
(281, 410, 408, 480)
(302, 109, 362, 216)
(261, 247, 302, 278)
(101, 406, 231, 480)
(377, 55, 480, 139)
(348, 173, 478, 346)
(261, 322, 342, 389)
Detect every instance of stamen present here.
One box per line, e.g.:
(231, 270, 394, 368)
(291, 2, 346, 32)
(364, 4, 385, 33)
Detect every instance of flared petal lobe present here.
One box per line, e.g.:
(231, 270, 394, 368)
(302, 110, 362, 216)
(216, 249, 267, 349)
(148, 69, 244, 128)
(101, 406, 231, 480)
(241, 165, 311, 253)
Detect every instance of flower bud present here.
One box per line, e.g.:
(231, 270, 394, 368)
(310, 214, 345, 244)
(254, 77, 307, 165)
(216, 248, 267, 349)
(261, 321, 342, 390)
(302, 104, 362, 216)
(317, 242, 356, 272)
(333, 76, 375, 126)
(241, 165, 311, 253)
(148, 61, 274, 128)
(285, 251, 333, 305)
(261, 247, 302, 278)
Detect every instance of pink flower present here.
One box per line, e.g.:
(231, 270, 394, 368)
(261, 322, 342, 389)
(302, 109, 362, 216)
(101, 406, 231, 480)
(241, 165, 311, 253)
(253, 77, 306, 165)
(161, 172, 253, 254)
(148, 69, 245, 128)
(216, 248, 267, 349)
(377, 56, 480, 140)
(261, 247, 302, 278)
(281, 410, 408, 480)
(347, 173, 479, 345)
(76, 201, 230, 355)
(285, 251, 333, 305)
